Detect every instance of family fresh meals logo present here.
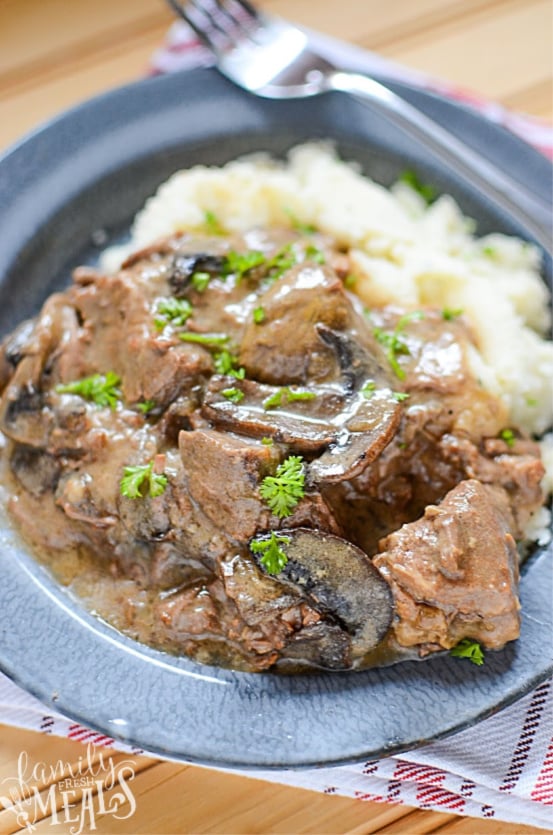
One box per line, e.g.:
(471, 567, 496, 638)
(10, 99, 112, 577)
(0, 745, 137, 833)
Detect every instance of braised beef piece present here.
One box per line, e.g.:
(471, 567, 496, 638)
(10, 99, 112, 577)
(321, 309, 544, 555)
(0, 229, 545, 672)
(373, 479, 520, 653)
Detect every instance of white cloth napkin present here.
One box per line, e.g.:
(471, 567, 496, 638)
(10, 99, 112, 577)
(1, 21, 552, 831)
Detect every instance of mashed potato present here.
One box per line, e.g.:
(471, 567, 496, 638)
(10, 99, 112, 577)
(102, 143, 553, 471)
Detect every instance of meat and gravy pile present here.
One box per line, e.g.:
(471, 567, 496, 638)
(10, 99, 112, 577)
(0, 227, 546, 672)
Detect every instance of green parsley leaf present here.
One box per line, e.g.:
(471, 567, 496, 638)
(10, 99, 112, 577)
(526, 397, 538, 407)
(221, 387, 244, 404)
(262, 390, 284, 410)
(482, 245, 497, 259)
(204, 210, 225, 235)
(120, 462, 168, 500)
(284, 208, 317, 235)
(253, 305, 266, 324)
(449, 639, 485, 666)
(225, 250, 266, 281)
(304, 244, 325, 264)
(392, 391, 410, 402)
(259, 455, 305, 518)
(265, 244, 297, 281)
(362, 381, 377, 399)
(137, 399, 156, 414)
(396, 311, 425, 330)
(373, 329, 410, 380)
(250, 531, 291, 575)
(191, 272, 211, 293)
(442, 307, 464, 321)
(154, 297, 193, 330)
(399, 169, 438, 204)
(261, 436, 274, 446)
(56, 372, 121, 409)
(213, 350, 245, 379)
(285, 388, 317, 403)
(499, 428, 516, 448)
(263, 387, 316, 410)
(344, 274, 358, 289)
(374, 311, 424, 380)
(179, 332, 229, 347)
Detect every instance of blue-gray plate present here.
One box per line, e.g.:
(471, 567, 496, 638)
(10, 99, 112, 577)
(0, 68, 551, 768)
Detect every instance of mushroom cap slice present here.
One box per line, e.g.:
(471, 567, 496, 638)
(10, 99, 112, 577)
(252, 527, 394, 661)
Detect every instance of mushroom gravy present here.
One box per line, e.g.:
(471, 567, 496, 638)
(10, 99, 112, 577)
(0, 228, 545, 672)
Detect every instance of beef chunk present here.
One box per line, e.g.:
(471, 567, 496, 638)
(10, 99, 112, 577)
(373, 479, 520, 653)
(239, 264, 351, 385)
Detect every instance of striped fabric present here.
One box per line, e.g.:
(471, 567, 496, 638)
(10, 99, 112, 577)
(0, 672, 551, 827)
(0, 22, 551, 830)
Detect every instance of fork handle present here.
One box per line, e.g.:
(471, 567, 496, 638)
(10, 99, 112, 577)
(327, 71, 551, 253)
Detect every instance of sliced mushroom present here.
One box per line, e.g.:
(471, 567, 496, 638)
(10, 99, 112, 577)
(202, 376, 341, 452)
(169, 253, 227, 297)
(308, 325, 402, 483)
(0, 318, 36, 394)
(251, 527, 394, 663)
(10, 445, 61, 497)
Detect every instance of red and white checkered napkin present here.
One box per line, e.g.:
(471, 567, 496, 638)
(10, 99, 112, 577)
(1, 23, 552, 831)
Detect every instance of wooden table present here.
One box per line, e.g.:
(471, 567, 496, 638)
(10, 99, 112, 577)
(0, 1, 550, 833)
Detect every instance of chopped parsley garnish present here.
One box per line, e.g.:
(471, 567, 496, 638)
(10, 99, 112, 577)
(154, 297, 193, 330)
(250, 532, 291, 575)
(263, 387, 317, 410)
(213, 350, 245, 379)
(286, 389, 317, 403)
(499, 428, 516, 448)
(265, 244, 297, 281)
(221, 387, 244, 403)
(399, 169, 437, 205)
(449, 639, 485, 666)
(526, 397, 538, 407)
(392, 391, 410, 402)
(304, 244, 325, 264)
(204, 209, 225, 235)
(120, 462, 168, 499)
(361, 381, 377, 399)
(261, 436, 274, 446)
(191, 272, 211, 293)
(56, 372, 121, 410)
(179, 332, 230, 347)
(482, 245, 497, 259)
(344, 274, 357, 289)
(260, 455, 305, 518)
(253, 305, 266, 324)
(285, 208, 316, 235)
(137, 399, 156, 414)
(225, 250, 266, 281)
(374, 311, 424, 380)
(442, 307, 463, 321)
(263, 390, 284, 410)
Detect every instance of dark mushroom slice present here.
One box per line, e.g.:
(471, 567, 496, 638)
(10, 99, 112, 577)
(0, 318, 36, 394)
(169, 253, 228, 297)
(308, 326, 402, 483)
(202, 376, 342, 453)
(10, 445, 61, 497)
(251, 527, 394, 663)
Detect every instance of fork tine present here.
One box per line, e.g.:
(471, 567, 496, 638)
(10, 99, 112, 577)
(165, 0, 231, 52)
(215, 0, 262, 40)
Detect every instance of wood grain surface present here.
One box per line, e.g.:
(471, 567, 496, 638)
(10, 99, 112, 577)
(0, 1, 551, 833)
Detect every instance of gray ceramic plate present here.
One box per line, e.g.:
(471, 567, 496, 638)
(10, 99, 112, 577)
(0, 68, 551, 768)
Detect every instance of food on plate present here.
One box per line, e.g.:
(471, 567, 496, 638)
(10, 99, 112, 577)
(0, 144, 551, 672)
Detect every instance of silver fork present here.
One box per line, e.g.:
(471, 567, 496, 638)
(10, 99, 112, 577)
(166, 0, 551, 252)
